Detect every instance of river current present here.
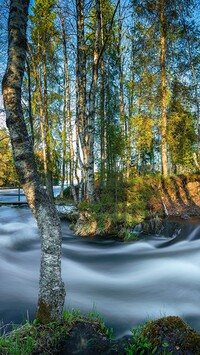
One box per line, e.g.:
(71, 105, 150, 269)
(0, 203, 200, 337)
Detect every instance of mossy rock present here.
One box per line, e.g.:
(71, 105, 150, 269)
(141, 316, 200, 354)
(59, 320, 132, 355)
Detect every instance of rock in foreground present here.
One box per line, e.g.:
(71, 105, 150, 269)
(141, 316, 200, 354)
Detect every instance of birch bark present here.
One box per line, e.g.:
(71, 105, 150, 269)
(87, 0, 101, 203)
(43, 50, 54, 201)
(58, 6, 77, 202)
(26, 60, 34, 145)
(118, 1, 127, 178)
(160, 0, 168, 176)
(2, 0, 65, 323)
(76, 0, 87, 200)
(100, 2, 106, 187)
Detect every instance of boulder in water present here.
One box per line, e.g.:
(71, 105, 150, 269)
(56, 205, 79, 221)
(141, 316, 200, 354)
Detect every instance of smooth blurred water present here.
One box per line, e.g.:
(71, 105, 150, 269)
(0, 205, 200, 337)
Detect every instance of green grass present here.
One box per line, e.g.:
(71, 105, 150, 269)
(0, 308, 113, 354)
(125, 323, 174, 355)
(125, 324, 155, 355)
(0, 319, 69, 354)
(1, 313, 199, 354)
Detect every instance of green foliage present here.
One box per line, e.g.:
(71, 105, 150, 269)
(67, 173, 200, 238)
(30, 0, 58, 53)
(167, 98, 197, 172)
(0, 327, 35, 354)
(63, 308, 82, 325)
(24, 0, 200, 190)
(64, 306, 110, 328)
(0, 316, 71, 355)
(99, 321, 113, 339)
(120, 229, 139, 241)
(133, 114, 154, 154)
(125, 324, 176, 354)
(1, 313, 199, 354)
(125, 325, 156, 355)
(0, 307, 115, 354)
(0, 129, 17, 186)
(63, 307, 114, 339)
(76, 174, 163, 238)
(28, 0, 63, 184)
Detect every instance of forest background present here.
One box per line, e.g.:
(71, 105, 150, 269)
(0, 0, 200, 221)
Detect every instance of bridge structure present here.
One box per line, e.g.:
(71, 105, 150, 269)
(0, 201, 28, 206)
(0, 188, 28, 206)
(0, 186, 60, 206)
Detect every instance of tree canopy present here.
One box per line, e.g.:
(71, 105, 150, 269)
(0, 0, 199, 200)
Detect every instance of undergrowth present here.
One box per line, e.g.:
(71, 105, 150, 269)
(76, 175, 163, 238)
(125, 324, 172, 355)
(0, 308, 113, 354)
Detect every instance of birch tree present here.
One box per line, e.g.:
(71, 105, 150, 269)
(58, 3, 76, 201)
(76, 0, 87, 201)
(160, 0, 168, 176)
(86, 0, 101, 202)
(2, 0, 65, 323)
(118, 0, 126, 176)
(29, 0, 59, 201)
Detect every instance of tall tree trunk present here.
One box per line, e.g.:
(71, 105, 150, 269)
(59, 4, 68, 198)
(86, 0, 101, 203)
(38, 74, 48, 186)
(76, 0, 87, 200)
(59, 5, 76, 201)
(118, 1, 126, 177)
(127, 37, 135, 177)
(76, 122, 84, 202)
(160, 0, 168, 176)
(31, 47, 54, 198)
(100, 0, 106, 187)
(60, 66, 67, 198)
(26, 60, 34, 145)
(76, 0, 120, 201)
(43, 51, 54, 201)
(2, 0, 65, 323)
(75, 67, 84, 202)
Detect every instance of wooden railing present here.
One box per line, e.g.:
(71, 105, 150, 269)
(0, 187, 28, 206)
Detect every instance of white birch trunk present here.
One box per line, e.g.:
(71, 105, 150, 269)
(59, 5, 77, 202)
(76, 0, 87, 201)
(160, 0, 168, 176)
(86, 0, 101, 203)
(118, 2, 127, 178)
(2, 0, 65, 323)
(100, 8, 107, 186)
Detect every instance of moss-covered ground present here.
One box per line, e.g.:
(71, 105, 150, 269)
(1, 314, 200, 354)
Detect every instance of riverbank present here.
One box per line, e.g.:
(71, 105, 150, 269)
(58, 174, 200, 240)
(1, 313, 200, 354)
(160, 174, 200, 217)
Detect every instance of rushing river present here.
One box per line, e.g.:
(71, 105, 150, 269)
(0, 203, 200, 337)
